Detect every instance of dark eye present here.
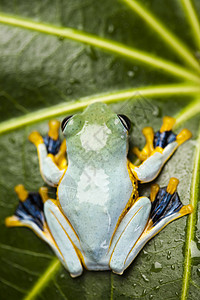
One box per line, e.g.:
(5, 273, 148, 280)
(61, 115, 73, 132)
(117, 114, 131, 131)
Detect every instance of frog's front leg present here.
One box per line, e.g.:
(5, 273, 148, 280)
(29, 120, 66, 186)
(108, 178, 192, 275)
(129, 116, 192, 182)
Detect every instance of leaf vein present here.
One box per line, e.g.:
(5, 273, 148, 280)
(181, 126, 200, 300)
(0, 13, 199, 83)
(180, 0, 200, 48)
(121, 0, 200, 70)
(0, 83, 200, 135)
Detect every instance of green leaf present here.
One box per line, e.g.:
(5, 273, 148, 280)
(0, 0, 199, 299)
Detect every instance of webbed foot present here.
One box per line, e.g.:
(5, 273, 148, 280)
(130, 116, 192, 182)
(133, 116, 192, 161)
(28, 120, 67, 185)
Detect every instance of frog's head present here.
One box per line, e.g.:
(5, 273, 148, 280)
(61, 102, 131, 160)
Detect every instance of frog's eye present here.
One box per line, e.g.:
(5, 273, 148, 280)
(61, 115, 73, 132)
(117, 114, 131, 131)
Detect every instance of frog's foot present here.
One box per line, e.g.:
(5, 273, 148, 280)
(5, 185, 56, 249)
(44, 199, 83, 277)
(112, 178, 192, 275)
(43, 120, 62, 157)
(28, 122, 65, 187)
(130, 116, 192, 182)
(29, 119, 67, 170)
(5, 185, 74, 272)
(29, 131, 44, 147)
(133, 126, 154, 161)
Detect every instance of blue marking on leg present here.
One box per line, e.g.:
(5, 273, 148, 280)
(150, 187, 183, 226)
(43, 135, 61, 155)
(154, 130, 176, 148)
(15, 192, 44, 231)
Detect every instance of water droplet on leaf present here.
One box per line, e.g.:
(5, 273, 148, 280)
(127, 70, 135, 78)
(108, 24, 115, 33)
(142, 289, 147, 295)
(171, 264, 175, 270)
(151, 262, 162, 272)
(141, 274, 149, 282)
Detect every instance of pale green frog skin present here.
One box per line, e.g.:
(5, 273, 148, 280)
(58, 102, 134, 267)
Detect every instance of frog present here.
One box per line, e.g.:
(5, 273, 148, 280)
(6, 102, 193, 277)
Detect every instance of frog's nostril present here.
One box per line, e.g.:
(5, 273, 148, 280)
(61, 115, 73, 132)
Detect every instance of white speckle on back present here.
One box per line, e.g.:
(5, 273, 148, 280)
(78, 122, 111, 151)
(77, 166, 110, 206)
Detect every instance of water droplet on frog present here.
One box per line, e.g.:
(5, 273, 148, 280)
(108, 24, 115, 33)
(175, 292, 179, 296)
(141, 274, 149, 282)
(60, 273, 65, 278)
(142, 289, 147, 295)
(155, 286, 160, 290)
(149, 295, 153, 299)
(159, 279, 163, 284)
(197, 268, 200, 277)
(143, 250, 148, 255)
(171, 264, 175, 270)
(127, 70, 135, 78)
(151, 262, 162, 272)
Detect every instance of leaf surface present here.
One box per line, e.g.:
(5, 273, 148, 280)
(0, 0, 199, 299)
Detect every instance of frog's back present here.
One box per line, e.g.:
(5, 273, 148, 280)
(58, 159, 133, 263)
(58, 102, 133, 263)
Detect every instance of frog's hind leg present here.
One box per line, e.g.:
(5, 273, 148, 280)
(109, 196, 151, 274)
(130, 116, 192, 182)
(110, 178, 192, 275)
(44, 199, 83, 277)
(5, 185, 63, 262)
(29, 120, 66, 187)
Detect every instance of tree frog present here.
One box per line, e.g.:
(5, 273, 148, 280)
(6, 102, 193, 277)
